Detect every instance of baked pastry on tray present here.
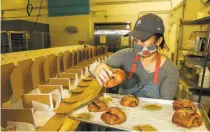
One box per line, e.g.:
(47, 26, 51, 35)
(88, 99, 108, 112)
(120, 95, 139, 107)
(101, 107, 126, 125)
(172, 109, 203, 128)
(173, 99, 197, 112)
(103, 68, 126, 88)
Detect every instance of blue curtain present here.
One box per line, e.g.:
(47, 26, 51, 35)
(48, 0, 90, 17)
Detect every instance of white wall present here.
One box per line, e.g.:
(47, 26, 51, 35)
(49, 15, 91, 47)
(171, 0, 183, 8)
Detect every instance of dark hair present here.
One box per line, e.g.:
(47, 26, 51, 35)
(154, 33, 169, 50)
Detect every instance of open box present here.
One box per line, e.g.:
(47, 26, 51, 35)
(1, 108, 36, 131)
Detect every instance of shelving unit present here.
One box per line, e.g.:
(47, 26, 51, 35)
(1, 31, 51, 53)
(181, 16, 210, 25)
(178, 16, 210, 103)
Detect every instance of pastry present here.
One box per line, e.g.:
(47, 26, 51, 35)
(173, 99, 197, 112)
(120, 95, 139, 107)
(88, 99, 108, 112)
(103, 68, 126, 88)
(172, 109, 203, 128)
(101, 107, 126, 125)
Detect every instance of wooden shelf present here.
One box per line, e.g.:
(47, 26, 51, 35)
(181, 16, 210, 25)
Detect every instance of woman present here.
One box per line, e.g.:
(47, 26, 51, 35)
(89, 13, 179, 100)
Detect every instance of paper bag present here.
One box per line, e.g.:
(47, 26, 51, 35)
(49, 89, 62, 109)
(6, 121, 36, 131)
(32, 101, 56, 127)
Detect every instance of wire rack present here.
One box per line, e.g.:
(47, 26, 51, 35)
(1, 32, 10, 53)
(1, 31, 51, 53)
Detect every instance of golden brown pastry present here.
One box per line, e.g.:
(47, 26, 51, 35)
(173, 99, 197, 112)
(101, 107, 126, 125)
(88, 99, 108, 112)
(172, 109, 203, 128)
(120, 95, 139, 107)
(103, 68, 126, 88)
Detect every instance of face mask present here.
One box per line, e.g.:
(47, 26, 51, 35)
(134, 44, 157, 57)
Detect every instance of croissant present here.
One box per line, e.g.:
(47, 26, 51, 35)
(120, 95, 139, 107)
(101, 107, 126, 125)
(103, 68, 126, 88)
(172, 109, 203, 128)
(88, 99, 108, 112)
(173, 99, 197, 112)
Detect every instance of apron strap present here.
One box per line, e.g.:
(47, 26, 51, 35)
(128, 55, 140, 79)
(153, 53, 161, 85)
(128, 53, 161, 85)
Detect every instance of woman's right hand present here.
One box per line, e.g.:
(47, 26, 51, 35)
(92, 63, 113, 86)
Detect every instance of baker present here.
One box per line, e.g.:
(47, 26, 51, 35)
(89, 13, 179, 100)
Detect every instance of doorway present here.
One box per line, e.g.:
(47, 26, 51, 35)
(94, 22, 131, 52)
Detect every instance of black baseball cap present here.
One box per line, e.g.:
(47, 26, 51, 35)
(124, 13, 165, 41)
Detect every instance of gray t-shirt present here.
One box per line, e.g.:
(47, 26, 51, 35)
(104, 48, 179, 100)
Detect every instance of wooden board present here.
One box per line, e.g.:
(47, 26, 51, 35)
(85, 48, 89, 60)
(10, 59, 34, 100)
(31, 56, 46, 89)
(1, 63, 15, 105)
(92, 47, 96, 57)
(77, 50, 81, 63)
(63, 51, 72, 70)
(72, 50, 77, 66)
(80, 49, 83, 62)
(44, 54, 57, 82)
(82, 49, 85, 61)
(88, 48, 92, 59)
(57, 52, 64, 74)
